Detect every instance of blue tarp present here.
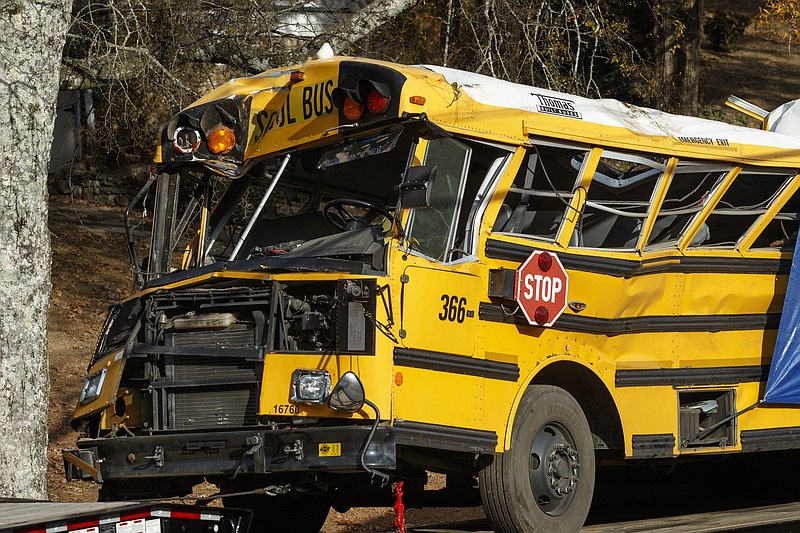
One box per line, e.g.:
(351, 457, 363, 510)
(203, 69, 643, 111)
(764, 242, 800, 403)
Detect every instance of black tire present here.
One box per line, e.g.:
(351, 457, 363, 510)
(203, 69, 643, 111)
(479, 385, 595, 533)
(225, 493, 330, 533)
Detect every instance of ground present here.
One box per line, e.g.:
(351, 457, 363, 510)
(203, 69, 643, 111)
(44, 8, 800, 531)
(47, 201, 128, 505)
(702, 1, 800, 118)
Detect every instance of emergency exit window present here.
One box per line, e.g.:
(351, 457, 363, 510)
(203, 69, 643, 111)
(574, 150, 666, 250)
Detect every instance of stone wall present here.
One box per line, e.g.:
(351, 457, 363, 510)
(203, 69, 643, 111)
(49, 161, 152, 206)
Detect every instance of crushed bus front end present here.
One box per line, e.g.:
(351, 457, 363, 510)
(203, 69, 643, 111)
(63, 56, 473, 529)
(64, 276, 396, 491)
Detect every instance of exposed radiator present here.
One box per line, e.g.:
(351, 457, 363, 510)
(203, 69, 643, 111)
(146, 288, 270, 431)
(166, 323, 257, 349)
(160, 355, 261, 430)
(166, 356, 258, 382)
(170, 386, 258, 429)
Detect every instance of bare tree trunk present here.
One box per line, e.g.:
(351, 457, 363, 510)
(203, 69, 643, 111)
(0, 0, 72, 499)
(651, 0, 703, 114)
(310, 0, 419, 56)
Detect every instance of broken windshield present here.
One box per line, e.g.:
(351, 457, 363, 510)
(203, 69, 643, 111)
(317, 131, 402, 170)
(142, 126, 415, 280)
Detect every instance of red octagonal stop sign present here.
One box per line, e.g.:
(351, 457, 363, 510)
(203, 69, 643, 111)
(515, 250, 569, 327)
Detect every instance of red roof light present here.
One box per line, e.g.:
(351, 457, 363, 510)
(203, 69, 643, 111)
(538, 251, 552, 272)
(366, 89, 390, 114)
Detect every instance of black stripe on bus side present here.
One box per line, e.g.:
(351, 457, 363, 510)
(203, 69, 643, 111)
(741, 427, 800, 453)
(394, 420, 498, 454)
(486, 239, 637, 277)
(632, 434, 675, 458)
(484, 239, 791, 278)
(393, 347, 520, 382)
(615, 365, 769, 388)
(479, 302, 781, 336)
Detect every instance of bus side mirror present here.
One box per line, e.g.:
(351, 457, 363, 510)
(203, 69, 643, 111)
(328, 372, 366, 413)
(399, 165, 437, 208)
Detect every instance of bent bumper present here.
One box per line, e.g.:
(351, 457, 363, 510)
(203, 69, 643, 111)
(64, 426, 395, 482)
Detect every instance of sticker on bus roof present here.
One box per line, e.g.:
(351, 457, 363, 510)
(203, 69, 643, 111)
(532, 94, 582, 120)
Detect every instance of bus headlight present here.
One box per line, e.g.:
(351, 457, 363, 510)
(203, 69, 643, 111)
(290, 369, 331, 404)
(79, 368, 107, 405)
(328, 371, 365, 413)
(172, 126, 201, 154)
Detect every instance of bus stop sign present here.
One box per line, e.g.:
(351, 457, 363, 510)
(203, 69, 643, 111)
(515, 251, 569, 327)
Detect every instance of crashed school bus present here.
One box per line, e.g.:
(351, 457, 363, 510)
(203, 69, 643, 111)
(63, 49, 800, 532)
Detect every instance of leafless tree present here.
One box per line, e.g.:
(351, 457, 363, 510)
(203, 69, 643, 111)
(0, 0, 72, 499)
(353, 0, 650, 101)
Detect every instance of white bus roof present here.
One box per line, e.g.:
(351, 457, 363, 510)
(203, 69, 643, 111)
(424, 65, 800, 152)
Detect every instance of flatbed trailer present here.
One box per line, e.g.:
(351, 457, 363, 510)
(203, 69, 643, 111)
(0, 501, 250, 533)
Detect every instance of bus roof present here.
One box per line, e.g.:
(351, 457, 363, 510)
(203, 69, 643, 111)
(423, 64, 800, 156)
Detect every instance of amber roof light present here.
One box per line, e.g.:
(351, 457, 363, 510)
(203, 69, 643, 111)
(207, 126, 236, 155)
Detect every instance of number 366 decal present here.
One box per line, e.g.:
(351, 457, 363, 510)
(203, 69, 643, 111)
(439, 294, 467, 323)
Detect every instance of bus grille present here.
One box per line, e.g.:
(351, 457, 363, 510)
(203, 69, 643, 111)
(171, 386, 258, 429)
(166, 356, 258, 382)
(146, 287, 270, 431)
(167, 324, 257, 349)
(161, 356, 261, 430)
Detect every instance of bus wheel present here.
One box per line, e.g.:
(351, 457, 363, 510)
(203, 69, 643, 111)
(225, 493, 330, 532)
(479, 385, 595, 533)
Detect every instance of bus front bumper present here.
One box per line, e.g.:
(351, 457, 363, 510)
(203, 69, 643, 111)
(64, 426, 396, 482)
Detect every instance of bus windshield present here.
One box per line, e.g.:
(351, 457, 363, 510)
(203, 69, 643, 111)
(145, 126, 416, 280)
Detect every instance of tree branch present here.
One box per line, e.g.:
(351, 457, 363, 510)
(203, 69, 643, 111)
(309, 0, 419, 56)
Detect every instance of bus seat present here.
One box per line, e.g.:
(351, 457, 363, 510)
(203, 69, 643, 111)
(521, 211, 564, 237)
(646, 215, 678, 244)
(494, 204, 563, 238)
(493, 204, 572, 244)
(492, 204, 514, 232)
(648, 216, 710, 247)
(580, 215, 617, 247)
(580, 214, 640, 248)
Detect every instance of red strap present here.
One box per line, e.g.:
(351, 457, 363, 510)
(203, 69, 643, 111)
(393, 480, 406, 533)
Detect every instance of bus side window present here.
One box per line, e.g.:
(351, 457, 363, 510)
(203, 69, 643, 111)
(751, 176, 800, 250)
(408, 138, 509, 262)
(645, 164, 729, 249)
(574, 150, 666, 250)
(492, 143, 588, 242)
(690, 169, 796, 249)
(407, 137, 472, 261)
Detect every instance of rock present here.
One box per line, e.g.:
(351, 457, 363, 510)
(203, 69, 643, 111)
(55, 179, 71, 195)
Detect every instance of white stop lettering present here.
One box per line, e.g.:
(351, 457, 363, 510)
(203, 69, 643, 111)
(523, 274, 563, 303)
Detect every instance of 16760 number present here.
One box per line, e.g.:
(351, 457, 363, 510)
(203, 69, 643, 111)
(273, 404, 301, 415)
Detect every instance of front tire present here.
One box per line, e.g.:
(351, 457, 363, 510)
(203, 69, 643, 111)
(479, 385, 595, 533)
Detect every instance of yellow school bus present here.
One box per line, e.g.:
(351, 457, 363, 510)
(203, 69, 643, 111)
(63, 51, 800, 532)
